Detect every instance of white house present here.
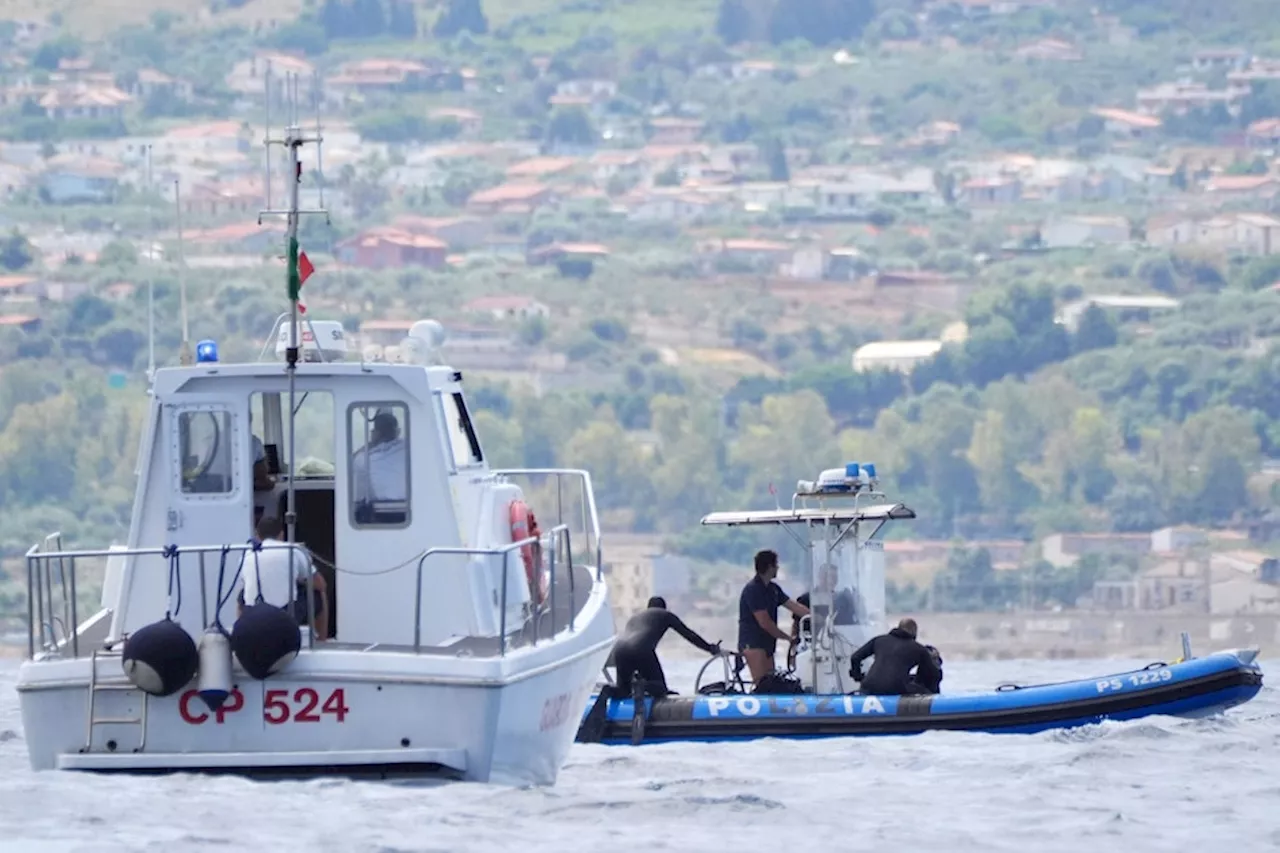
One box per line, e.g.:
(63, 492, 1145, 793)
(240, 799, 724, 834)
(813, 168, 943, 216)
(460, 295, 551, 321)
(1058, 295, 1181, 331)
(1091, 107, 1163, 139)
(554, 79, 618, 101)
(780, 246, 828, 280)
(1151, 526, 1209, 553)
(625, 188, 724, 223)
(1148, 212, 1280, 255)
(1041, 215, 1131, 249)
(225, 52, 316, 103)
(852, 340, 943, 374)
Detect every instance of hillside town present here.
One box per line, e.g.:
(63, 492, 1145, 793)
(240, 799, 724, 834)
(2, 0, 1280, 658)
(4, 31, 1280, 378)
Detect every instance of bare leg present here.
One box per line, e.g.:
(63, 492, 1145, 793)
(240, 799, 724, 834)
(742, 647, 775, 684)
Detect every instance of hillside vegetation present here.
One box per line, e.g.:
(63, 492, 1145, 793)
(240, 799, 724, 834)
(0, 0, 1279, 613)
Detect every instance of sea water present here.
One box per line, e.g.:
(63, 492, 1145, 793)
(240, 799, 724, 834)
(0, 656, 1275, 852)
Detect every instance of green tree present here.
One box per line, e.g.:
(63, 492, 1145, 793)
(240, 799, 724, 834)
(32, 35, 81, 71)
(768, 0, 876, 47)
(97, 239, 139, 268)
(647, 395, 724, 528)
(762, 136, 789, 181)
(546, 108, 596, 148)
(388, 0, 419, 37)
(1073, 304, 1119, 353)
(654, 165, 680, 186)
(731, 390, 839, 500)
(0, 230, 34, 271)
(0, 394, 81, 504)
(966, 409, 1036, 516)
(563, 407, 650, 510)
(1238, 255, 1280, 291)
(715, 0, 752, 44)
(962, 316, 1020, 386)
(434, 0, 488, 37)
(471, 409, 522, 468)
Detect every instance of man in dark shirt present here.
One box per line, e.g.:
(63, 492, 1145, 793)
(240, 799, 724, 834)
(738, 549, 810, 686)
(848, 617, 943, 696)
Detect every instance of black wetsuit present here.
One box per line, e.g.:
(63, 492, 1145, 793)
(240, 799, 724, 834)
(612, 607, 718, 694)
(848, 627, 943, 696)
(578, 607, 718, 744)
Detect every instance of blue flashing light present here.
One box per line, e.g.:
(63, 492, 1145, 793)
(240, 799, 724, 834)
(845, 462, 861, 479)
(195, 339, 219, 364)
(864, 462, 877, 480)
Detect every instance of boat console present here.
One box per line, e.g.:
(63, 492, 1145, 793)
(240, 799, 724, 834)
(701, 461, 915, 695)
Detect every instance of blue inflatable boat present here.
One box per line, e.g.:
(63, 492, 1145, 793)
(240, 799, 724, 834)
(576, 649, 1263, 746)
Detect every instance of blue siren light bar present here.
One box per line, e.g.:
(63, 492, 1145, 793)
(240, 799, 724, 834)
(864, 463, 877, 480)
(845, 462, 860, 479)
(195, 339, 219, 364)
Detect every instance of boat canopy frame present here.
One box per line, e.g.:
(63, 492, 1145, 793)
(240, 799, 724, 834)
(700, 500, 917, 551)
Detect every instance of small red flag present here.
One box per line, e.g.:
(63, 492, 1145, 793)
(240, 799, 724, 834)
(298, 251, 315, 285)
(297, 251, 314, 314)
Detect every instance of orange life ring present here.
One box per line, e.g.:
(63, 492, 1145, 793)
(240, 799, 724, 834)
(509, 499, 545, 605)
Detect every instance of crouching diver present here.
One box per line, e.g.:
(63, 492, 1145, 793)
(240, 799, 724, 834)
(579, 597, 721, 744)
(848, 617, 943, 696)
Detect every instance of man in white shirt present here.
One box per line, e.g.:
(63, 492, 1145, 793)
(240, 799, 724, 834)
(237, 516, 330, 640)
(352, 409, 407, 522)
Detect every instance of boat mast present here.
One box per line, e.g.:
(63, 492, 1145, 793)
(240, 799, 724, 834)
(258, 69, 328, 547)
(174, 179, 191, 366)
(144, 144, 155, 382)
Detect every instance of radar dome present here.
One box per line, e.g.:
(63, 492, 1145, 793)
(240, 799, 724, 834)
(399, 320, 446, 365)
(408, 319, 447, 349)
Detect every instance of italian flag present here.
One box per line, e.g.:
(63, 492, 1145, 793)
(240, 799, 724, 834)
(288, 236, 316, 314)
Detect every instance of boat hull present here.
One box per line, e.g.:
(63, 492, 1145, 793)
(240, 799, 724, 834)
(578, 650, 1264, 745)
(18, 592, 614, 785)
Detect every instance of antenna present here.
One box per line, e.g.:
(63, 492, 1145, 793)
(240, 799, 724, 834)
(145, 143, 155, 383)
(258, 68, 330, 549)
(174, 179, 191, 366)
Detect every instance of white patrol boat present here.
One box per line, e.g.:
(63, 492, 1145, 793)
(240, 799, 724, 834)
(15, 111, 614, 786)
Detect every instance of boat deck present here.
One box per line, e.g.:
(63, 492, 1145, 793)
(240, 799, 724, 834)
(322, 563, 595, 657)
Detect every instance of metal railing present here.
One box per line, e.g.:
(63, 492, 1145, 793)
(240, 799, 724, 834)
(413, 524, 576, 656)
(492, 468, 603, 581)
(24, 540, 314, 660)
(24, 523, 592, 661)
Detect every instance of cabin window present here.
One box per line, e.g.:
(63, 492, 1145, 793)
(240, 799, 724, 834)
(348, 402, 410, 528)
(250, 390, 335, 478)
(439, 391, 483, 470)
(176, 409, 235, 495)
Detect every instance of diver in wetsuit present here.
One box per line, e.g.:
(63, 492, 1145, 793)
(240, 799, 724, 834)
(578, 597, 721, 744)
(612, 596, 720, 695)
(848, 617, 943, 696)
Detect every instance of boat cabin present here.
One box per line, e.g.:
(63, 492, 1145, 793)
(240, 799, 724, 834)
(109, 319, 534, 651)
(702, 463, 916, 694)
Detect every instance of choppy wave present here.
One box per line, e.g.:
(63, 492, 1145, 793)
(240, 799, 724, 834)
(0, 657, 1275, 852)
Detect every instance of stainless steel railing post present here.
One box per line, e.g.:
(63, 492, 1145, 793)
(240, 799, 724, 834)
(499, 551, 508, 657)
(68, 555, 79, 658)
(25, 550, 35, 659)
